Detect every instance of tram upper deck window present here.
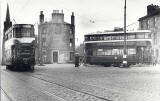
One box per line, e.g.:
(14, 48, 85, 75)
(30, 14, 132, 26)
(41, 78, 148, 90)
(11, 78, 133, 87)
(85, 36, 88, 41)
(136, 34, 145, 39)
(112, 35, 120, 40)
(100, 36, 104, 40)
(104, 36, 111, 40)
(144, 33, 151, 39)
(14, 27, 34, 38)
(127, 34, 135, 39)
(120, 35, 124, 40)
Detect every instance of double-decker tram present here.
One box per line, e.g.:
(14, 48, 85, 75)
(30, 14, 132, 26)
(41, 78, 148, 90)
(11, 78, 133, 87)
(84, 30, 152, 67)
(4, 24, 35, 70)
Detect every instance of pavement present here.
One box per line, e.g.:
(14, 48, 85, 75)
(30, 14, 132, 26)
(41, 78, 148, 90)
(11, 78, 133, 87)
(1, 63, 160, 101)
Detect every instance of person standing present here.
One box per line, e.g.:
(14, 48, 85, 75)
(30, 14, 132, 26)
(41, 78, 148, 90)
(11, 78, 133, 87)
(75, 54, 80, 67)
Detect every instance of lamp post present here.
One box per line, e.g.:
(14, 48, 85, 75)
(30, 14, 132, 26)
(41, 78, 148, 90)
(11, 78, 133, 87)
(123, 0, 127, 67)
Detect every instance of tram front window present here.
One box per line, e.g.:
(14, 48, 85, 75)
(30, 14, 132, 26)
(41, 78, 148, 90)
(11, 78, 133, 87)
(14, 28, 34, 38)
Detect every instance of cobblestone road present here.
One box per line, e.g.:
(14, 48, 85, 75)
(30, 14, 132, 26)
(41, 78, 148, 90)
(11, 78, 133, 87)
(1, 64, 160, 101)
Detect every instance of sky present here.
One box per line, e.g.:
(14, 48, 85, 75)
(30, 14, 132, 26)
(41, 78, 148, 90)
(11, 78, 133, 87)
(0, 0, 160, 46)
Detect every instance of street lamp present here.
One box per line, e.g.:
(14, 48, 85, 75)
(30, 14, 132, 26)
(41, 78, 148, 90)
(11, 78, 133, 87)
(123, 0, 127, 67)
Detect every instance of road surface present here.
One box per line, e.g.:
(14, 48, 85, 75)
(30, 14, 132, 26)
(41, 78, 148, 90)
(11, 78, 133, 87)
(1, 64, 160, 101)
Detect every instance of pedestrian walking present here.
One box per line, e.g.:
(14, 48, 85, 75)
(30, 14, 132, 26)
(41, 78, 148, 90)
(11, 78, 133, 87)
(152, 56, 157, 66)
(75, 54, 80, 67)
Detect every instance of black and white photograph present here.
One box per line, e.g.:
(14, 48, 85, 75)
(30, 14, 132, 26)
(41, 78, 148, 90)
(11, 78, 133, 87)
(0, 0, 160, 101)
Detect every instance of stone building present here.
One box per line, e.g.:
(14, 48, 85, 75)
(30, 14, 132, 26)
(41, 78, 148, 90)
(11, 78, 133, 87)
(38, 10, 75, 64)
(138, 4, 160, 62)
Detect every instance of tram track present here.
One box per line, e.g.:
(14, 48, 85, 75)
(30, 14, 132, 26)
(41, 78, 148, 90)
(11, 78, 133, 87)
(15, 70, 160, 101)
(3, 68, 159, 101)
(1, 87, 12, 101)
(2, 69, 110, 101)
(25, 73, 111, 101)
(1, 70, 67, 101)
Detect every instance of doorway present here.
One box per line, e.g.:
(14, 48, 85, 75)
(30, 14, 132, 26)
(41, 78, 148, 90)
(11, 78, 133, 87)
(53, 51, 58, 63)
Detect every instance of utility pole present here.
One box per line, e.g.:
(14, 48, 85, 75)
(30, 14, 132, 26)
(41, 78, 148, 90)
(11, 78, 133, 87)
(39, 11, 44, 66)
(123, 0, 127, 67)
(0, 0, 1, 65)
(39, 25, 44, 66)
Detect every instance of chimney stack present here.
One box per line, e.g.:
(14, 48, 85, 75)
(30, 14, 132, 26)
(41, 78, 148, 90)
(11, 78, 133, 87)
(40, 11, 44, 23)
(147, 4, 160, 15)
(71, 12, 75, 25)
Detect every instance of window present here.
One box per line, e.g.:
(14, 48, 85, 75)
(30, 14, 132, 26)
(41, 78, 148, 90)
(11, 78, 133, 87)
(145, 33, 151, 39)
(128, 34, 135, 39)
(42, 37, 46, 42)
(70, 38, 73, 43)
(153, 17, 156, 27)
(140, 21, 144, 30)
(70, 30, 72, 34)
(43, 28, 47, 33)
(112, 36, 120, 40)
(104, 36, 111, 40)
(70, 38, 73, 47)
(156, 49, 159, 57)
(112, 36, 116, 40)
(112, 49, 119, 55)
(97, 49, 104, 56)
(42, 42, 46, 47)
(119, 49, 124, 55)
(136, 34, 145, 39)
(120, 35, 124, 40)
(128, 49, 136, 55)
(70, 52, 74, 60)
(154, 33, 157, 45)
(87, 49, 93, 56)
(146, 20, 149, 29)
(85, 37, 88, 41)
(15, 28, 34, 37)
(104, 49, 112, 55)
(100, 36, 104, 40)
(5, 34, 8, 41)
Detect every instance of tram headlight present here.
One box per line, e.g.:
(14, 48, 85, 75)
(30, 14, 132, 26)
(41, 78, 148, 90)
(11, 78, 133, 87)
(32, 40, 35, 44)
(31, 40, 36, 47)
(13, 39, 20, 44)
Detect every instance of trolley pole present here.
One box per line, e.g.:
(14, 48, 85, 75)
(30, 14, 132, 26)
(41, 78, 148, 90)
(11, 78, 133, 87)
(123, 0, 127, 67)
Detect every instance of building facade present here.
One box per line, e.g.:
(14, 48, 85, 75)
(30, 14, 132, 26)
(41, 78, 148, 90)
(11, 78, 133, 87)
(2, 4, 12, 64)
(138, 4, 160, 62)
(38, 10, 75, 64)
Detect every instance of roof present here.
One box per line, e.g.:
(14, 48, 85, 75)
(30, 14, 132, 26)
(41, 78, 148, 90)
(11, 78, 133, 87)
(139, 7, 160, 21)
(85, 30, 151, 36)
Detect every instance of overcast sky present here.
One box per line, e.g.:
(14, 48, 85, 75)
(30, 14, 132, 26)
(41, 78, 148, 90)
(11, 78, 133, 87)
(0, 0, 160, 45)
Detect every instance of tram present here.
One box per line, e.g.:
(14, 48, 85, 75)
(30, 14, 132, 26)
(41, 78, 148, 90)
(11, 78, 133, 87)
(4, 24, 35, 70)
(84, 30, 152, 67)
